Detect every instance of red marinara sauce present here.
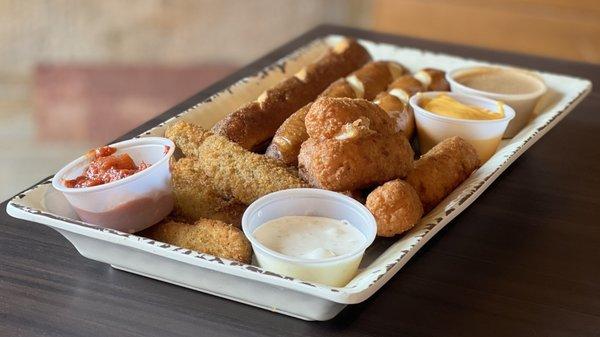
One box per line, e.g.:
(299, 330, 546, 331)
(63, 146, 150, 188)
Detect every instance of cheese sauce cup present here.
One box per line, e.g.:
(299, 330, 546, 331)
(409, 92, 515, 163)
(242, 188, 377, 287)
(52, 137, 175, 233)
(446, 65, 546, 137)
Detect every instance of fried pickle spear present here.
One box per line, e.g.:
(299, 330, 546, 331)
(366, 179, 423, 237)
(213, 38, 371, 151)
(143, 219, 252, 263)
(265, 61, 405, 166)
(166, 121, 307, 204)
(171, 158, 246, 226)
(406, 136, 480, 212)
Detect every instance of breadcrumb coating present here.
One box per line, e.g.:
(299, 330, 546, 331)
(166, 121, 308, 205)
(143, 219, 252, 263)
(406, 136, 480, 212)
(171, 158, 245, 226)
(366, 179, 423, 237)
(305, 97, 396, 140)
(298, 132, 413, 191)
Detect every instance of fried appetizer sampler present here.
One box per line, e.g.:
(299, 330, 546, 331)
(212, 38, 371, 151)
(266, 61, 405, 166)
(166, 121, 307, 204)
(299, 132, 413, 191)
(366, 180, 423, 237)
(414, 68, 450, 91)
(171, 158, 246, 226)
(144, 219, 252, 263)
(305, 97, 396, 139)
(406, 136, 480, 212)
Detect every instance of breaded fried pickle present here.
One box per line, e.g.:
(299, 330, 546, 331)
(171, 158, 246, 226)
(366, 179, 423, 237)
(167, 121, 308, 204)
(144, 219, 252, 263)
(406, 136, 480, 212)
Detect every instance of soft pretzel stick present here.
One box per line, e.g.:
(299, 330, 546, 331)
(212, 38, 371, 151)
(266, 61, 405, 165)
(373, 74, 425, 138)
(413, 68, 450, 91)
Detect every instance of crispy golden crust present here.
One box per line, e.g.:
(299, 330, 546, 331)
(197, 131, 308, 204)
(143, 219, 252, 263)
(165, 120, 212, 157)
(265, 61, 404, 167)
(168, 121, 308, 204)
(171, 158, 246, 226)
(305, 97, 396, 140)
(374, 92, 415, 138)
(366, 179, 423, 237)
(406, 136, 480, 212)
(298, 133, 414, 191)
(212, 38, 371, 151)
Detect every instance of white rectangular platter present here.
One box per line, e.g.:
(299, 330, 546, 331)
(7, 35, 592, 321)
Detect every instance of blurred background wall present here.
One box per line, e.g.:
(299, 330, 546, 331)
(1, 0, 598, 201)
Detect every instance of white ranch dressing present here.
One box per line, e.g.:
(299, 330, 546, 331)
(253, 216, 365, 260)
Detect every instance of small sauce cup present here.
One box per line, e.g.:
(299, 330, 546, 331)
(242, 188, 377, 287)
(409, 92, 515, 163)
(52, 137, 175, 233)
(446, 65, 546, 137)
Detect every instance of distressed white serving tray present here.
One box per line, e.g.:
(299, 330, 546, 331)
(7, 35, 591, 321)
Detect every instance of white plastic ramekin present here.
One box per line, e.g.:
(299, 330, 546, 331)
(409, 92, 515, 163)
(446, 65, 546, 138)
(52, 137, 175, 233)
(242, 188, 377, 287)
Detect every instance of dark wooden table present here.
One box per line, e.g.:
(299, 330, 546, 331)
(1, 25, 599, 337)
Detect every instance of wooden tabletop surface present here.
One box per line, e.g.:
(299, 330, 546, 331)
(1, 25, 599, 337)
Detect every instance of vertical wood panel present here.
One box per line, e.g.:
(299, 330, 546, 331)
(372, 0, 600, 63)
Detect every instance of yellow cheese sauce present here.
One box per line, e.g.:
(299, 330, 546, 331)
(422, 94, 504, 120)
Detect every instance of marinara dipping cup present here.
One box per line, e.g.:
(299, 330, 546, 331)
(242, 188, 377, 287)
(409, 92, 515, 163)
(52, 137, 175, 233)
